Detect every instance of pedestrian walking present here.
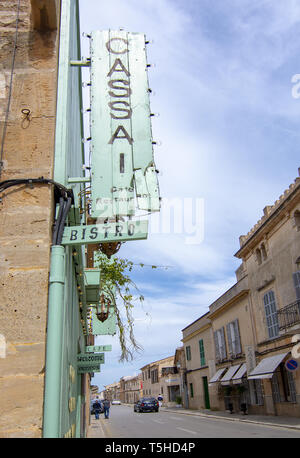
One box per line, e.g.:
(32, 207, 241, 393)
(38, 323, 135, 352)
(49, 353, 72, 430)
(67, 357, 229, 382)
(93, 400, 102, 420)
(103, 398, 111, 419)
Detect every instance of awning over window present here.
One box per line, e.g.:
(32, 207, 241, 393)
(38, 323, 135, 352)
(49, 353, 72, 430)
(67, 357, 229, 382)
(220, 364, 241, 385)
(209, 367, 227, 384)
(248, 352, 289, 380)
(232, 363, 247, 384)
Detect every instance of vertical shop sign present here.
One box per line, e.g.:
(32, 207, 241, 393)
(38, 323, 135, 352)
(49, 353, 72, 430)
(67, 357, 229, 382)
(90, 30, 160, 218)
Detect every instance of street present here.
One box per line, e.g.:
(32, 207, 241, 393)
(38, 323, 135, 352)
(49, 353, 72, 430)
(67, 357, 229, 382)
(90, 404, 300, 438)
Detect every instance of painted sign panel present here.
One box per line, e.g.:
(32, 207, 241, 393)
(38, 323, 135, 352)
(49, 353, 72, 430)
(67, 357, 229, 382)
(85, 345, 112, 353)
(86, 305, 117, 336)
(62, 220, 148, 246)
(77, 353, 105, 364)
(77, 364, 101, 374)
(90, 30, 160, 218)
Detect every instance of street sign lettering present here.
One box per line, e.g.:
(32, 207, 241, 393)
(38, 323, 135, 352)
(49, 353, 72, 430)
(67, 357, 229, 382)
(77, 364, 101, 374)
(62, 220, 148, 246)
(77, 353, 105, 364)
(85, 345, 112, 353)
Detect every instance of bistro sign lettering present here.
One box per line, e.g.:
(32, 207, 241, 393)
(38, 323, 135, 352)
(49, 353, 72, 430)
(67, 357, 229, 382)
(61, 220, 148, 246)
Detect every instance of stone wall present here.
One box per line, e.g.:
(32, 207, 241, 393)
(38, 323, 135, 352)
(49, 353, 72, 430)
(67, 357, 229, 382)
(0, 0, 59, 438)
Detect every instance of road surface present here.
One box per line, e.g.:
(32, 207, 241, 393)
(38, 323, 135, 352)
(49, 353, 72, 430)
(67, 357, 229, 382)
(91, 404, 300, 438)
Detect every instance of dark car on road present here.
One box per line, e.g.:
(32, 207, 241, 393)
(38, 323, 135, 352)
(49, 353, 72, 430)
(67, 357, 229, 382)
(134, 397, 159, 413)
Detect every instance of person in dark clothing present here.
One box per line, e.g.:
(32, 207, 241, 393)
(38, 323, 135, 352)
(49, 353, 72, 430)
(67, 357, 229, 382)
(93, 400, 102, 420)
(103, 398, 111, 419)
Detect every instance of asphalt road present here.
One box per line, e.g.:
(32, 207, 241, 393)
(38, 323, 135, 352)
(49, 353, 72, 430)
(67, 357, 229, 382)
(94, 404, 300, 438)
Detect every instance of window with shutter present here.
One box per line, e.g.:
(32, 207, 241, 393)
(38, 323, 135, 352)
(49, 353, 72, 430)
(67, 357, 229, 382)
(253, 379, 264, 405)
(263, 290, 279, 338)
(226, 319, 241, 357)
(220, 327, 227, 360)
(189, 383, 194, 398)
(271, 372, 281, 403)
(286, 370, 297, 403)
(214, 327, 227, 361)
(186, 345, 191, 361)
(226, 323, 233, 356)
(214, 330, 220, 362)
(199, 339, 205, 366)
(293, 271, 300, 300)
(232, 319, 241, 355)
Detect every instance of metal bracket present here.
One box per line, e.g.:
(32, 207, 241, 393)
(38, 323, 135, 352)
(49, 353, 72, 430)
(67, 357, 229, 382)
(70, 60, 91, 67)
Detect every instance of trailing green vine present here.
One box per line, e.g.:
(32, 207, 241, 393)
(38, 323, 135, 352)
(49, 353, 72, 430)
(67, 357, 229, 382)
(94, 253, 171, 362)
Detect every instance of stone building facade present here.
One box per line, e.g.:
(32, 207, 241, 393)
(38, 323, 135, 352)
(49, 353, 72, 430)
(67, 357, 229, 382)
(119, 374, 142, 404)
(104, 381, 121, 402)
(0, 0, 93, 438)
(182, 169, 300, 417)
(140, 355, 180, 405)
(0, 0, 60, 438)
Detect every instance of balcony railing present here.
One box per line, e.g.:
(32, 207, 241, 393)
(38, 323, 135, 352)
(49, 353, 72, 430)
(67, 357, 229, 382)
(277, 300, 300, 331)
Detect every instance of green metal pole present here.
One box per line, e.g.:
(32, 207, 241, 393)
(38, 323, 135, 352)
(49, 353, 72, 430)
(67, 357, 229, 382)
(43, 245, 65, 438)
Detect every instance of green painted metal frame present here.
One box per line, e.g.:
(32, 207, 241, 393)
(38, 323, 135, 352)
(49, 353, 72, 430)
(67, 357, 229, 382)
(43, 0, 88, 439)
(43, 245, 65, 438)
(44, 4, 161, 439)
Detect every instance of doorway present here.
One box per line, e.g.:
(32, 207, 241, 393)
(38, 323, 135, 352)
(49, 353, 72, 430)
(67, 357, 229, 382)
(202, 376, 210, 409)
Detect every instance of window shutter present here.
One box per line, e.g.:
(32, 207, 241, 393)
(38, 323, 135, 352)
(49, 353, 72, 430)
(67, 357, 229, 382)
(220, 327, 227, 360)
(214, 331, 220, 362)
(287, 370, 297, 403)
(293, 271, 300, 300)
(271, 372, 281, 403)
(226, 323, 233, 356)
(233, 319, 241, 355)
(199, 339, 205, 366)
(263, 291, 279, 338)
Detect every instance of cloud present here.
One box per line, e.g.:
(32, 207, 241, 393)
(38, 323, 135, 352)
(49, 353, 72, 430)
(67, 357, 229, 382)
(80, 0, 300, 389)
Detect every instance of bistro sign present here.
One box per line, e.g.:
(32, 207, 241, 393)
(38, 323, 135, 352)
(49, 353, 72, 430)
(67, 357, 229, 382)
(62, 220, 148, 246)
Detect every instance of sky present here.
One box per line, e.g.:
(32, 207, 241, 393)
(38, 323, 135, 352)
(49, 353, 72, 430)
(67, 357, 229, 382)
(79, 0, 300, 391)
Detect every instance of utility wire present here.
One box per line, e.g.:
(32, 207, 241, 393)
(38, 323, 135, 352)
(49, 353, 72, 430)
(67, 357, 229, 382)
(0, 0, 21, 178)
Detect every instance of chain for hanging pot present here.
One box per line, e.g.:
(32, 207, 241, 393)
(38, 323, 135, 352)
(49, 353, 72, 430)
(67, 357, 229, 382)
(99, 241, 122, 258)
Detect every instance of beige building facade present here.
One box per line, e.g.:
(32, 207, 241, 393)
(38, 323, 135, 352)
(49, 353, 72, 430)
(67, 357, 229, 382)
(182, 169, 300, 417)
(104, 381, 120, 402)
(119, 374, 142, 404)
(0, 0, 60, 438)
(140, 355, 180, 405)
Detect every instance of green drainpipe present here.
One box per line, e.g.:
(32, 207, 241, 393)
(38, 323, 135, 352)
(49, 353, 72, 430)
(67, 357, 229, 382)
(43, 245, 65, 438)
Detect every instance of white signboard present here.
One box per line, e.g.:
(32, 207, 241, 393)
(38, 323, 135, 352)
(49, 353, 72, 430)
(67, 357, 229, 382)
(90, 30, 160, 218)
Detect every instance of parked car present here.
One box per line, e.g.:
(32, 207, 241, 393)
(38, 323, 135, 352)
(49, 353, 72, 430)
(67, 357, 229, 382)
(90, 399, 104, 414)
(111, 400, 121, 405)
(134, 397, 159, 413)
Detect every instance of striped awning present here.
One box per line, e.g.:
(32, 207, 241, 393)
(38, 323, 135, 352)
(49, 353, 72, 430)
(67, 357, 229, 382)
(209, 367, 227, 384)
(232, 363, 247, 384)
(248, 352, 289, 380)
(220, 364, 241, 385)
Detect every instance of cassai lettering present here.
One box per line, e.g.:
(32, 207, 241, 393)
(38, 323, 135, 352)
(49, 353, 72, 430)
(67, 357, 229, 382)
(106, 37, 133, 146)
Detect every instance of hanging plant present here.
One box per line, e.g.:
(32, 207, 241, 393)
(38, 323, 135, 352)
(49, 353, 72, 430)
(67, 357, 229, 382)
(95, 253, 170, 362)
